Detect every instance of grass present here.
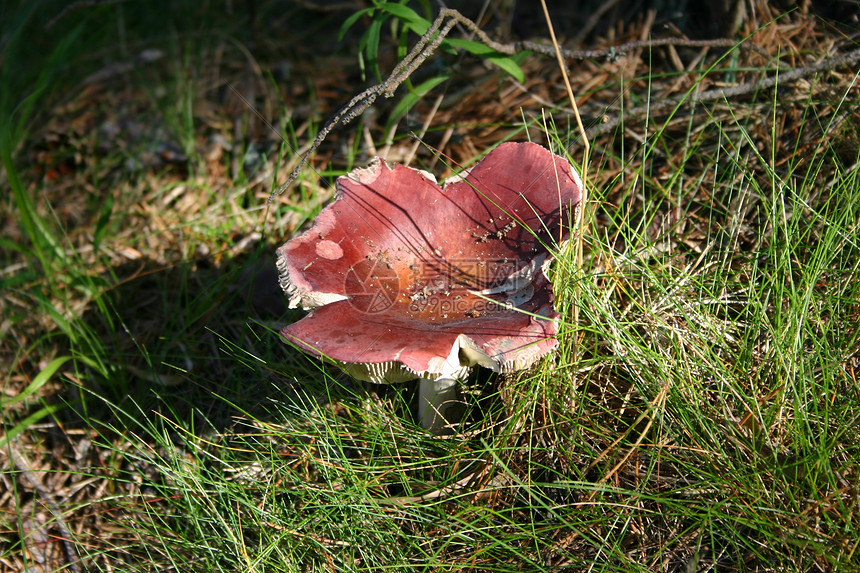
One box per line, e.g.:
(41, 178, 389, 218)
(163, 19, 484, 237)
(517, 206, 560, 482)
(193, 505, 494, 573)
(2, 1, 859, 571)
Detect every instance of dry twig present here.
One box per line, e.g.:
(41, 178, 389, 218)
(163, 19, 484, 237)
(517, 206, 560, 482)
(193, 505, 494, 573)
(8, 443, 82, 573)
(595, 46, 860, 137)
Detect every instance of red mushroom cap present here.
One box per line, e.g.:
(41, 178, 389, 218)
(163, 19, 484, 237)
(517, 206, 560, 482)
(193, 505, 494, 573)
(277, 142, 581, 383)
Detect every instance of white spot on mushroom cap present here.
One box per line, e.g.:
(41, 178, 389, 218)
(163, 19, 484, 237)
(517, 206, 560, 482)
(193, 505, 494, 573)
(316, 240, 343, 260)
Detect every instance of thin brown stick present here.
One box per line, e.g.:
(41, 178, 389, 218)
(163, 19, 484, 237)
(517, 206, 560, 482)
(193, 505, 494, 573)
(8, 444, 82, 573)
(540, 0, 591, 391)
(593, 45, 860, 138)
(570, 0, 624, 46)
(269, 11, 460, 201)
(429, 9, 770, 61)
(45, 0, 130, 29)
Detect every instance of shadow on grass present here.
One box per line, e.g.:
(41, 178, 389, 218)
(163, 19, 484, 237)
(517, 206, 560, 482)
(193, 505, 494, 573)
(64, 246, 330, 434)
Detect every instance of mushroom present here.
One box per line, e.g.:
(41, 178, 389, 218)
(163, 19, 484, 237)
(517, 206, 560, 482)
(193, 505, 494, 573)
(277, 142, 581, 431)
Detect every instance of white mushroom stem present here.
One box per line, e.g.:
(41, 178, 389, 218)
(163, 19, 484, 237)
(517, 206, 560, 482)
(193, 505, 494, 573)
(417, 377, 459, 432)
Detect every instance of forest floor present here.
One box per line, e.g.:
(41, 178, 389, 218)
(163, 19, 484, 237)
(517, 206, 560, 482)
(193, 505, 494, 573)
(2, 1, 859, 571)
